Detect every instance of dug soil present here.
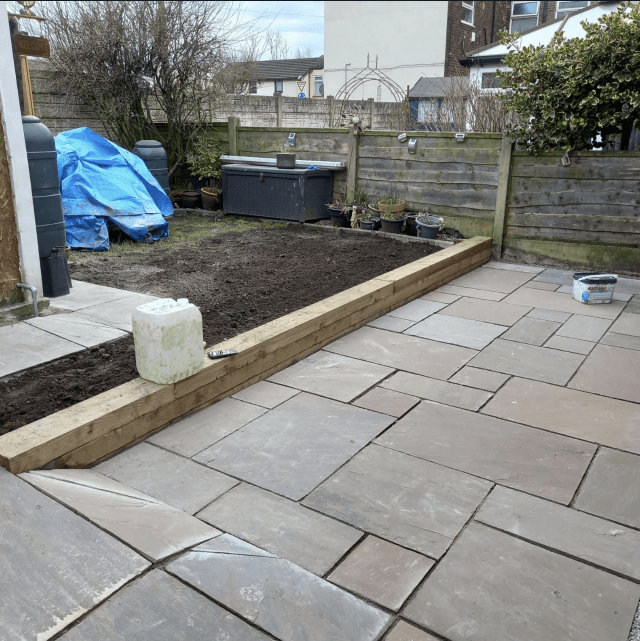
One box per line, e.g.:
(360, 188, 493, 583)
(1, 218, 441, 434)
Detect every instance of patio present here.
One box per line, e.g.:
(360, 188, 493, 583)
(3, 260, 640, 641)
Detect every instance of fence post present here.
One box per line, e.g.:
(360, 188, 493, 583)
(275, 94, 283, 127)
(346, 132, 359, 202)
(328, 95, 335, 127)
(228, 116, 239, 156)
(368, 97, 374, 130)
(492, 134, 513, 259)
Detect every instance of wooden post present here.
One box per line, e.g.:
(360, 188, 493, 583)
(228, 116, 239, 156)
(328, 95, 335, 127)
(346, 132, 359, 203)
(492, 135, 513, 259)
(368, 97, 374, 130)
(276, 94, 283, 128)
(20, 57, 35, 116)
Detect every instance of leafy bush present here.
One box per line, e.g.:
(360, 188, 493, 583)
(186, 137, 224, 186)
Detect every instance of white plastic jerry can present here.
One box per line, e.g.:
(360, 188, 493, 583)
(132, 298, 204, 384)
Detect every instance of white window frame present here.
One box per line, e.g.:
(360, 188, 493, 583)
(510, 1, 539, 34)
(461, 1, 475, 26)
(274, 80, 283, 94)
(313, 75, 323, 96)
(555, 1, 590, 19)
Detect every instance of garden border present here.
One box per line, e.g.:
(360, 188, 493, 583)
(0, 236, 491, 474)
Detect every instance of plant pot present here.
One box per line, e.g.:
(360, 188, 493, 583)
(330, 212, 350, 228)
(416, 215, 444, 239)
(170, 190, 183, 207)
(276, 153, 296, 169)
(380, 216, 406, 234)
(377, 200, 406, 215)
(189, 174, 208, 191)
(359, 219, 375, 231)
(405, 214, 418, 236)
(181, 190, 202, 209)
(201, 187, 219, 211)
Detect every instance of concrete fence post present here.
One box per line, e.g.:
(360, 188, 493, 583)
(346, 131, 360, 203)
(492, 134, 513, 260)
(276, 94, 283, 128)
(228, 116, 239, 156)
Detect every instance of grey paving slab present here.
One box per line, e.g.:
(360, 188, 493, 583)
(544, 335, 595, 355)
(231, 379, 300, 408)
(167, 534, 390, 641)
(574, 448, 640, 529)
(94, 442, 238, 514)
(381, 371, 492, 411)
(601, 331, 640, 351)
(557, 284, 632, 301)
(502, 287, 627, 319)
(148, 397, 266, 457)
(527, 307, 572, 322)
(324, 326, 477, 380)
(404, 522, 640, 641)
(532, 268, 574, 286)
(477, 485, 640, 582)
(569, 344, 640, 403)
(193, 393, 394, 500)
(625, 295, 640, 315)
(367, 314, 416, 332)
(483, 377, 640, 454)
(499, 316, 560, 346)
(48, 279, 136, 311)
(631, 605, 640, 641)
(0, 466, 149, 641)
(20, 469, 220, 562)
(304, 444, 492, 559)
(469, 338, 585, 385)
(522, 280, 561, 291)
(610, 311, 640, 337)
(448, 266, 536, 293)
(0, 322, 82, 377)
(448, 366, 510, 392)
(197, 483, 363, 575)
(74, 292, 159, 332)
(616, 277, 640, 296)
(437, 284, 507, 301)
(376, 400, 594, 504)
(59, 569, 270, 641)
(439, 297, 531, 326)
(25, 313, 129, 347)
(405, 313, 507, 350)
(388, 299, 447, 322)
(268, 350, 393, 402)
(328, 536, 434, 611)
(420, 291, 460, 303)
(386, 622, 440, 641)
(557, 314, 613, 342)
(352, 386, 420, 417)
(483, 261, 545, 274)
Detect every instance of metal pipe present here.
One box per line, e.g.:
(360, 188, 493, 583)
(220, 155, 346, 170)
(16, 283, 38, 318)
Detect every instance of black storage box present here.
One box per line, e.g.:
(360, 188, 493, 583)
(222, 164, 333, 222)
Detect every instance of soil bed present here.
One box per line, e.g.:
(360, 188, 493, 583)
(1, 216, 440, 434)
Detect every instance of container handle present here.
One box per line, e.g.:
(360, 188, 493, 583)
(576, 274, 617, 283)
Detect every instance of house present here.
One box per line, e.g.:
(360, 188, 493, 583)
(247, 56, 324, 98)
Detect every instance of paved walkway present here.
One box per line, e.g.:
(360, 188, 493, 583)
(3, 261, 640, 640)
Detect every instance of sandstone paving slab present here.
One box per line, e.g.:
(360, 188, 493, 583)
(420, 291, 460, 303)
(328, 535, 434, 611)
(532, 268, 574, 286)
(303, 444, 492, 559)
(74, 292, 159, 332)
(0, 322, 83, 377)
(197, 483, 363, 575)
(367, 314, 416, 332)
(544, 335, 595, 355)
(232, 380, 300, 408)
(167, 534, 390, 641)
(20, 469, 221, 561)
(610, 311, 640, 338)
(404, 313, 507, 350)
(477, 485, 640, 581)
(193, 393, 394, 500)
(502, 287, 627, 319)
(94, 442, 238, 515)
(574, 448, 640, 529)
(448, 366, 510, 392)
(352, 386, 420, 417)
(527, 307, 572, 322)
(522, 281, 561, 291)
(483, 261, 544, 274)
(557, 284, 632, 302)
(439, 297, 531, 326)
(448, 266, 536, 293)
(59, 569, 270, 641)
(148, 397, 266, 457)
(483, 377, 640, 454)
(25, 313, 128, 347)
(0, 466, 149, 641)
(376, 400, 594, 504)
(557, 314, 613, 342)
(569, 344, 640, 403)
(388, 299, 447, 322)
(324, 326, 476, 380)
(469, 338, 585, 385)
(48, 279, 136, 311)
(268, 350, 393, 402)
(601, 331, 640, 351)
(386, 621, 441, 641)
(436, 284, 507, 301)
(381, 371, 492, 411)
(499, 316, 560, 346)
(404, 522, 640, 641)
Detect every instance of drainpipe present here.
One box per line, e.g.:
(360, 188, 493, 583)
(16, 282, 38, 317)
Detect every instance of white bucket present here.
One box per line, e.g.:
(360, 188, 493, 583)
(572, 273, 617, 305)
(132, 298, 203, 384)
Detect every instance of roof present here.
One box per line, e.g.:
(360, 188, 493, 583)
(409, 76, 468, 99)
(252, 56, 324, 81)
(462, 1, 624, 65)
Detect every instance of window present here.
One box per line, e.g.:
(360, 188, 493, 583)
(510, 1, 539, 33)
(556, 1, 589, 19)
(249, 81, 257, 94)
(462, 1, 474, 25)
(314, 76, 323, 96)
(481, 72, 500, 89)
(274, 80, 283, 94)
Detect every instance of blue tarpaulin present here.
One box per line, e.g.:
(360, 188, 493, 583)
(55, 128, 173, 251)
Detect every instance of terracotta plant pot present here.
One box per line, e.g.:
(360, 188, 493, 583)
(377, 200, 406, 215)
(201, 187, 219, 211)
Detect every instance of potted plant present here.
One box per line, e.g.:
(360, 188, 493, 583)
(416, 213, 445, 239)
(326, 200, 351, 227)
(378, 195, 406, 234)
(186, 137, 224, 210)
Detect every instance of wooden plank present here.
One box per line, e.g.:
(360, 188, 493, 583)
(358, 146, 500, 164)
(511, 163, 640, 181)
(363, 131, 502, 141)
(508, 204, 639, 216)
(505, 226, 640, 247)
(512, 150, 640, 158)
(509, 189, 639, 208)
(358, 167, 499, 186)
(359, 135, 502, 150)
(359, 175, 498, 192)
(237, 131, 350, 156)
(346, 131, 359, 203)
(236, 126, 347, 134)
(507, 213, 640, 234)
(510, 177, 639, 195)
(228, 116, 239, 156)
(492, 135, 513, 259)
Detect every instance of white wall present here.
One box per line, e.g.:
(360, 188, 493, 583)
(324, 1, 448, 101)
(0, 2, 43, 297)
(254, 68, 324, 98)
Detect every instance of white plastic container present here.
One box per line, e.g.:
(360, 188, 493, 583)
(132, 298, 203, 384)
(572, 273, 618, 305)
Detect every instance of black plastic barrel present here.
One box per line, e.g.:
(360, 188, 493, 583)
(22, 115, 70, 297)
(133, 140, 170, 196)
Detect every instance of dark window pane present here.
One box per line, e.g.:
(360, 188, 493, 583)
(512, 2, 538, 16)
